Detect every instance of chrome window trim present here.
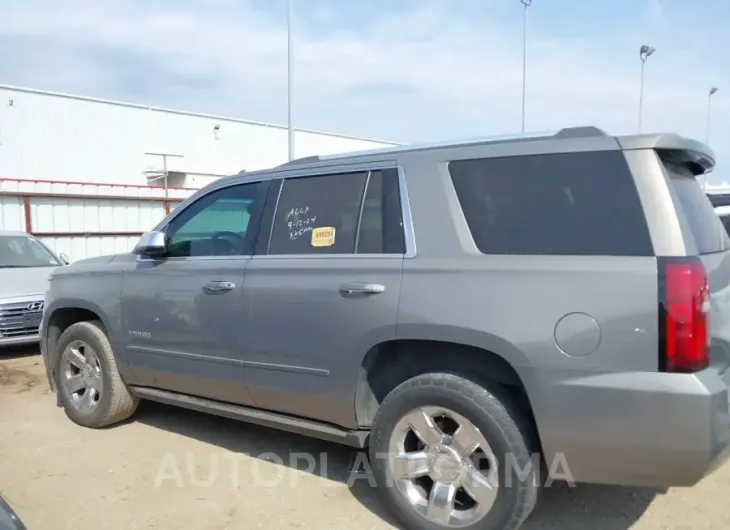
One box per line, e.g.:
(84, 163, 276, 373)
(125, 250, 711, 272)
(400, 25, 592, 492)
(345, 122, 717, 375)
(353, 171, 373, 253)
(252, 254, 403, 261)
(397, 165, 417, 259)
(136, 254, 253, 263)
(139, 163, 417, 262)
(265, 179, 284, 253)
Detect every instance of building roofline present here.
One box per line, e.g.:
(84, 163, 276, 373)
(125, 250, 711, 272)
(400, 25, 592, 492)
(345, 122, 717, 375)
(0, 84, 402, 146)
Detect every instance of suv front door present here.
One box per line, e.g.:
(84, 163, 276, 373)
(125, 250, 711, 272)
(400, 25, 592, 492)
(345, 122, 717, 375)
(122, 179, 269, 405)
(240, 166, 409, 428)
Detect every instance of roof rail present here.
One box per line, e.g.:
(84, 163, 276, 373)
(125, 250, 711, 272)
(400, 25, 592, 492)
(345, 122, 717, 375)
(554, 126, 608, 139)
(278, 155, 321, 167)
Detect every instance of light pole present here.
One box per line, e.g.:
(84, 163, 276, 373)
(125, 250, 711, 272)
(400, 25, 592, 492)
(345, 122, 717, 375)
(287, 0, 294, 161)
(704, 87, 718, 191)
(520, 0, 532, 133)
(706, 87, 718, 144)
(637, 44, 656, 133)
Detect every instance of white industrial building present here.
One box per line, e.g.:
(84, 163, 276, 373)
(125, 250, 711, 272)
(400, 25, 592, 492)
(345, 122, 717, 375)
(0, 85, 398, 261)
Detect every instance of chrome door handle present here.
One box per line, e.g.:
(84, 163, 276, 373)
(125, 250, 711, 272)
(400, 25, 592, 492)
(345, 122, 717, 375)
(203, 281, 236, 294)
(339, 283, 385, 297)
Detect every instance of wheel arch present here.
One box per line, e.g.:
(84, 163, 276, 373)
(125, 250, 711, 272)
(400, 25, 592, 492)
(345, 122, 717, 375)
(44, 299, 118, 386)
(353, 328, 538, 443)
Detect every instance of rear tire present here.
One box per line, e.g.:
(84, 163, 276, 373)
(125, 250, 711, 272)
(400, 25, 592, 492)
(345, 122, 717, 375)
(54, 320, 138, 428)
(369, 373, 539, 530)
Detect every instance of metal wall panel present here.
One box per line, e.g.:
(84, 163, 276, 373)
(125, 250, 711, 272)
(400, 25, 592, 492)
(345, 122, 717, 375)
(30, 198, 166, 233)
(0, 196, 24, 231)
(1, 178, 190, 261)
(0, 85, 399, 188)
(40, 236, 141, 261)
(0, 178, 192, 199)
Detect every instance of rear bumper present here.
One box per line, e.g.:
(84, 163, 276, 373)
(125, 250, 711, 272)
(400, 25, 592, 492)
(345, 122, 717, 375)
(524, 367, 730, 488)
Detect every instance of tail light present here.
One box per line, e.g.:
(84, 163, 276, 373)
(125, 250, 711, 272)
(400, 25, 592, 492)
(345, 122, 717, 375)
(659, 257, 710, 372)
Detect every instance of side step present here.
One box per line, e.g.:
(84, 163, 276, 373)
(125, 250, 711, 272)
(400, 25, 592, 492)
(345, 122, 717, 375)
(130, 386, 369, 449)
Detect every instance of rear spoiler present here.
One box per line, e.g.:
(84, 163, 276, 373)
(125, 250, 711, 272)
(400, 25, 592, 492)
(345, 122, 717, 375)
(616, 133, 715, 176)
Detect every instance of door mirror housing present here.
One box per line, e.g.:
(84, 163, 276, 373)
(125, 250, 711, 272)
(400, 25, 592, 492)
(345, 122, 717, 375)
(133, 231, 167, 257)
(59, 253, 70, 265)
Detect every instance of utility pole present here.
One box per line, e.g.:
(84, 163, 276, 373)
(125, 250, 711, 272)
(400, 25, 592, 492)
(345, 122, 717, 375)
(637, 44, 656, 133)
(704, 87, 719, 191)
(287, 0, 295, 161)
(706, 87, 719, 145)
(519, 0, 532, 133)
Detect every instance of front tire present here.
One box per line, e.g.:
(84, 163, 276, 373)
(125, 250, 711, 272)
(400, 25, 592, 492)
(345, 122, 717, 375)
(369, 373, 538, 530)
(54, 320, 138, 428)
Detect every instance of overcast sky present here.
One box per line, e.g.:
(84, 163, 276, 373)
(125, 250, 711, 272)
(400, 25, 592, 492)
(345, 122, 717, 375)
(1, 0, 728, 183)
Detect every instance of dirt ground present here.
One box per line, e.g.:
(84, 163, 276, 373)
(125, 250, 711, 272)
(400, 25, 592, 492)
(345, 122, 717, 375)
(1, 348, 729, 530)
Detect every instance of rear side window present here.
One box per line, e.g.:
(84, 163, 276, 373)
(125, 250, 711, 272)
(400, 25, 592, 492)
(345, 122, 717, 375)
(268, 172, 368, 254)
(663, 162, 729, 254)
(449, 151, 654, 256)
(266, 169, 406, 255)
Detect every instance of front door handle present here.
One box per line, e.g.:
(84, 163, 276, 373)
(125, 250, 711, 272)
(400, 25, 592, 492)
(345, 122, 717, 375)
(339, 282, 385, 297)
(203, 281, 236, 294)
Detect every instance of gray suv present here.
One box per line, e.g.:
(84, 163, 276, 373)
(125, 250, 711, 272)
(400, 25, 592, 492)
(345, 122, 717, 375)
(40, 127, 730, 530)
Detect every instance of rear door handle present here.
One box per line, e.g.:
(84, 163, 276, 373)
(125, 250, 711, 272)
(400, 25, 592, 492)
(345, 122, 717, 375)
(339, 283, 385, 297)
(203, 281, 236, 294)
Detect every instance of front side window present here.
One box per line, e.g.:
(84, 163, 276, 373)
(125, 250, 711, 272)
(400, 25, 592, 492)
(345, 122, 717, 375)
(449, 151, 654, 256)
(266, 169, 405, 255)
(0, 235, 61, 268)
(164, 182, 264, 258)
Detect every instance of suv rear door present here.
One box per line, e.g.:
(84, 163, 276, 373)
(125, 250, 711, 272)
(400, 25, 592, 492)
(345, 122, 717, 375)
(239, 165, 408, 429)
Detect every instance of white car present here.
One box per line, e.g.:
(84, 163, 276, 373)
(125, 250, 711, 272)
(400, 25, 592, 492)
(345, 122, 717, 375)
(0, 230, 69, 346)
(708, 193, 730, 234)
(715, 205, 730, 234)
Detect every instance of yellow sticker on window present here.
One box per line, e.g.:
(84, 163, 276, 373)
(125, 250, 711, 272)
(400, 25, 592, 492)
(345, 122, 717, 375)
(311, 226, 336, 247)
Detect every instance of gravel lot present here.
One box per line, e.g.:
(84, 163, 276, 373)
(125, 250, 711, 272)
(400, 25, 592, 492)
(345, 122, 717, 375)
(2, 347, 729, 530)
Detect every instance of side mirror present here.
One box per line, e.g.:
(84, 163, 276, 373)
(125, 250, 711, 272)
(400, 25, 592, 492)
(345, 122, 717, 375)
(59, 253, 70, 265)
(133, 231, 166, 257)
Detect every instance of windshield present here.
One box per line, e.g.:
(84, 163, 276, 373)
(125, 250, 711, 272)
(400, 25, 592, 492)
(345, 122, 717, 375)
(0, 235, 61, 268)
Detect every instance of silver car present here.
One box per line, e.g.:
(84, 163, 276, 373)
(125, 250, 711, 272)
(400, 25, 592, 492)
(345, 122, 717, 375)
(0, 230, 68, 346)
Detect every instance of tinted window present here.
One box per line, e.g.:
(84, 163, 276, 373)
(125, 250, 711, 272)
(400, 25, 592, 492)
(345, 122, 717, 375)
(165, 182, 264, 257)
(664, 163, 729, 254)
(356, 169, 406, 254)
(449, 151, 653, 256)
(268, 172, 368, 254)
